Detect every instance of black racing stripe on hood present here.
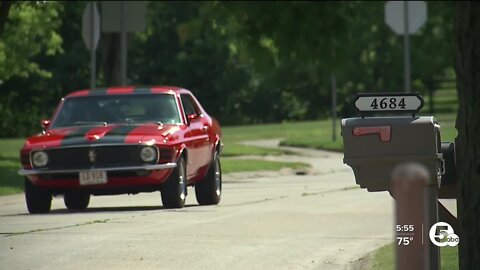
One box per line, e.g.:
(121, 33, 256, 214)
(60, 126, 95, 146)
(60, 125, 140, 147)
(95, 125, 139, 144)
(133, 86, 151, 94)
(89, 87, 108, 95)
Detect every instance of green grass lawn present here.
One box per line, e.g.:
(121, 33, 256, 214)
(0, 139, 25, 195)
(278, 120, 344, 151)
(424, 88, 458, 141)
(222, 143, 292, 157)
(222, 119, 345, 152)
(372, 243, 458, 270)
(222, 159, 309, 173)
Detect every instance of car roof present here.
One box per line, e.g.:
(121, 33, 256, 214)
(65, 86, 191, 98)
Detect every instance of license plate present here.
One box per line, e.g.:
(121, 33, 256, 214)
(79, 171, 107, 186)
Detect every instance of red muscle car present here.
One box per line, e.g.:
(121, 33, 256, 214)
(19, 86, 223, 213)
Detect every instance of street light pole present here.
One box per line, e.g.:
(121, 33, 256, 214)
(403, 1, 411, 93)
(90, 2, 96, 89)
(120, 2, 127, 86)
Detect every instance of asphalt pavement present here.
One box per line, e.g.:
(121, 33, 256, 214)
(0, 145, 394, 270)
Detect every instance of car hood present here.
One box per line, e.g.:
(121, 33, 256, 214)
(24, 123, 182, 149)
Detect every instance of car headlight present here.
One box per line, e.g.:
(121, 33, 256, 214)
(140, 146, 157, 162)
(32, 151, 48, 167)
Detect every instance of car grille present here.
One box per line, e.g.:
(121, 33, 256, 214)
(41, 145, 172, 170)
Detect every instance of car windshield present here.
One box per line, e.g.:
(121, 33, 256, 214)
(51, 94, 181, 128)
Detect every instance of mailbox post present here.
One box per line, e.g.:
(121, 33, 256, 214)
(341, 93, 457, 270)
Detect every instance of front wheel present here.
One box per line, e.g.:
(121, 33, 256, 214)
(64, 192, 90, 210)
(24, 178, 52, 214)
(161, 157, 187, 208)
(195, 152, 222, 205)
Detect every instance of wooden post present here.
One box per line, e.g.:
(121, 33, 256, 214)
(391, 163, 440, 270)
(425, 186, 440, 270)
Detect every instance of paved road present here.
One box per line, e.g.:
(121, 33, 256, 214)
(0, 146, 394, 270)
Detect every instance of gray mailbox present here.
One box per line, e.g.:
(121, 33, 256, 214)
(341, 93, 444, 192)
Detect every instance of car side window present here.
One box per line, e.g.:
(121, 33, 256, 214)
(181, 94, 199, 117)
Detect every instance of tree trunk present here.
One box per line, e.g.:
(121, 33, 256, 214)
(454, 2, 480, 269)
(0, 1, 13, 38)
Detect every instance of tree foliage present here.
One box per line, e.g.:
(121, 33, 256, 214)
(208, 1, 454, 117)
(0, 1, 455, 136)
(0, 2, 63, 81)
(0, 2, 65, 136)
(127, 2, 252, 125)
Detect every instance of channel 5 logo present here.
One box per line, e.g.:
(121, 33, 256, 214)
(429, 222, 460, 247)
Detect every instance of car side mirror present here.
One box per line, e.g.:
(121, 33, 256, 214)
(186, 114, 197, 125)
(41, 119, 51, 130)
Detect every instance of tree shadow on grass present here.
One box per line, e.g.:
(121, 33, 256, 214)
(0, 155, 20, 163)
(0, 163, 23, 195)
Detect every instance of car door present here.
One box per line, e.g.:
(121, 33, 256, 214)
(180, 94, 211, 178)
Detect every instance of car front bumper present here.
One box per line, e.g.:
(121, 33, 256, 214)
(18, 163, 177, 176)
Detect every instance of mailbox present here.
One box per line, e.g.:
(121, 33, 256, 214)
(341, 93, 444, 192)
(440, 142, 456, 185)
(342, 116, 443, 191)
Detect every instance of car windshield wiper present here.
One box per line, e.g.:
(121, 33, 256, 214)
(110, 119, 163, 126)
(73, 121, 108, 126)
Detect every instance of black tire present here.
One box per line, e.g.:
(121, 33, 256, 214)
(24, 178, 52, 214)
(195, 152, 222, 205)
(161, 157, 187, 208)
(64, 192, 90, 210)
